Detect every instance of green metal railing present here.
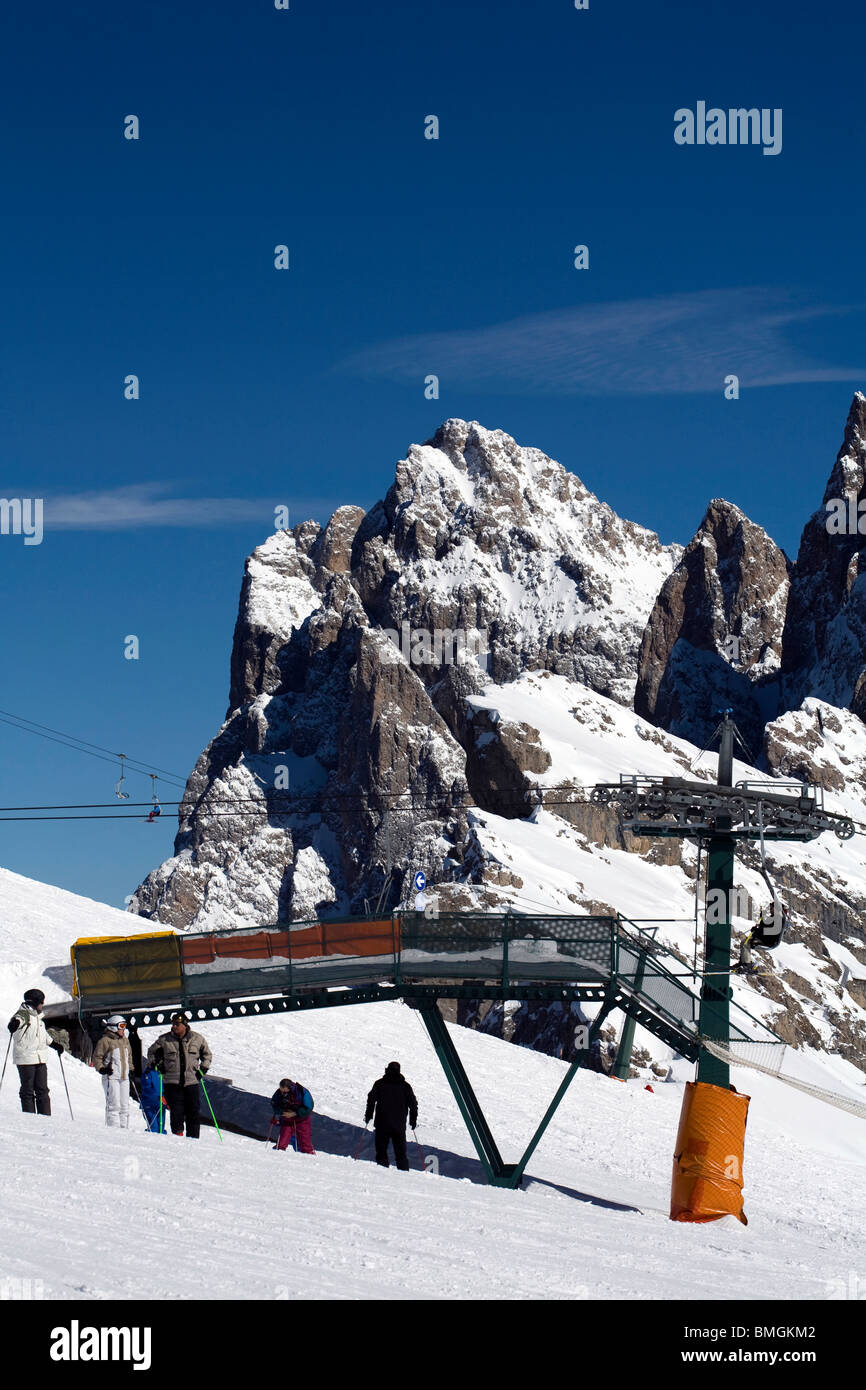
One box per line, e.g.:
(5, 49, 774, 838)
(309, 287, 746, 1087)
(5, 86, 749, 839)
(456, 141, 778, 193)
(78, 910, 779, 1061)
(396, 911, 616, 992)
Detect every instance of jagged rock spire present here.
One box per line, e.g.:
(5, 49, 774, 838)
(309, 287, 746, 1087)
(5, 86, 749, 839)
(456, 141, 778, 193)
(635, 499, 790, 750)
(781, 393, 866, 712)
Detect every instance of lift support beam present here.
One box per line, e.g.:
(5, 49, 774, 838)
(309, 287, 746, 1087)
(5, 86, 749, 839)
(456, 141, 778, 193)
(117, 980, 611, 1030)
(415, 994, 617, 1188)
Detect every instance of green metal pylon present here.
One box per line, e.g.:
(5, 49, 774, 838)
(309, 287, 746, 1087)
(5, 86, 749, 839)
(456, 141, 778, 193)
(417, 1000, 510, 1184)
(416, 995, 616, 1189)
(697, 713, 734, 1088)
(613, 946, 646, 1079)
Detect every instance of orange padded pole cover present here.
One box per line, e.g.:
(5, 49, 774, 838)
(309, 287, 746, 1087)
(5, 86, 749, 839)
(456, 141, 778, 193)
(670, 1080, 750, 1226)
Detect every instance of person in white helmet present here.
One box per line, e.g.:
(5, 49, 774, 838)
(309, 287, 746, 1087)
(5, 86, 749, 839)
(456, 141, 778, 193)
(90, 1016, 133, 1128)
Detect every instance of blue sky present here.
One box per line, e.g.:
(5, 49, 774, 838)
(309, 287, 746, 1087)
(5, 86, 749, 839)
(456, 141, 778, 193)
(1, 0, 864, 907)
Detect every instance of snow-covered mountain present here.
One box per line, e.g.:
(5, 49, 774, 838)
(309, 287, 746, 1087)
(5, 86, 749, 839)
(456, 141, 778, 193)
(131, 420, 680, 928)
(4, 388, 866, 1299)
(128, 409, 866, 1076)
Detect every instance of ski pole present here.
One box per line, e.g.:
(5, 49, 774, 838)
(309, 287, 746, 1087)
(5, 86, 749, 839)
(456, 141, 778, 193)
(266, 1118, 275, 1147)
(129, 1077, 150, 1132)
(198, 1073, 223, 1143)
(57, 1050, 74, 1120)
(0, 1033, 12, 1098)
(351, 1125, 369, 1160)
(158, 1072, 165, 1134)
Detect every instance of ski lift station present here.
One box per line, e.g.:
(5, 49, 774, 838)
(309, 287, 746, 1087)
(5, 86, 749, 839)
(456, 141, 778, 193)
(59, 717, 861, 1217)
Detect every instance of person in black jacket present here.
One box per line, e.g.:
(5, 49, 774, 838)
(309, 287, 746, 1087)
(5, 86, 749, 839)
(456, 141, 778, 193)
(365, 1061, 418, 1171)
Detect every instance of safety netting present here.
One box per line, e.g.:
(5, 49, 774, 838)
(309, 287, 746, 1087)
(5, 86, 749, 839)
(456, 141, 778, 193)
(701, 1038, 866, 1120)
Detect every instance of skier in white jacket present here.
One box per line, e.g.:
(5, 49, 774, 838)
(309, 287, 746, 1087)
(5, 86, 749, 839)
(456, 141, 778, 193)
(6, 989, 65, 1115)
(90, 1016, 133, 1128)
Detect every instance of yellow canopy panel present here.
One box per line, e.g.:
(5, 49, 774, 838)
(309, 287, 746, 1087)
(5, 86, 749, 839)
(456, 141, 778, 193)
(71, 932, 182, 1001)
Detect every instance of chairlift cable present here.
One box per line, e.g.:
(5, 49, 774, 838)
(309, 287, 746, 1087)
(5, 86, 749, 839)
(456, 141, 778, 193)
(0, 709, 187, 786)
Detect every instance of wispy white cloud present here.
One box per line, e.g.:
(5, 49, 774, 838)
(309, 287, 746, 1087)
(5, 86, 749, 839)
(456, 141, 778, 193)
(40, 484, 345, 530)
(340, 288, 865, 396)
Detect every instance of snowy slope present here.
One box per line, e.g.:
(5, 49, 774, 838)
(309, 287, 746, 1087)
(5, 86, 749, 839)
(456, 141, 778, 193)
(1, 867, 865, 1300)
(458, 672, 866, 1071)
(0, 866, 172, 1020)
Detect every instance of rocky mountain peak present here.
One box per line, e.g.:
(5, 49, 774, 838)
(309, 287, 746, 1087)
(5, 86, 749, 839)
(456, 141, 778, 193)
(634, 497, 790, 750)
(821, 392, 866, 505)
(134, 419, 681, 928)
(781, 394, 866, 713)
(356, 418, 681, 703)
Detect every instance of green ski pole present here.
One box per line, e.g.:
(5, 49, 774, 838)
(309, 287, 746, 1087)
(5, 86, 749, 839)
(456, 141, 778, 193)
(198, 1073, 223, 1143)
(158, 1072, 164, 1134)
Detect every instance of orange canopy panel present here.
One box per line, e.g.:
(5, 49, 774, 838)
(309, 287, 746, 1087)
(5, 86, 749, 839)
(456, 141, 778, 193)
(180, 919, 399, 969)
(181, 931, 292, 965)
(670, 1080, 751, 1226)
(71, 932, 181, 1001)
(321, 918, 397, 957)
(267, 918, 398, 960)
(286, 923, 327, 960)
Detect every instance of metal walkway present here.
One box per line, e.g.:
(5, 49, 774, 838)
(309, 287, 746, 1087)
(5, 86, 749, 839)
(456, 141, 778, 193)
(73, 911, 780, 1060)
(69, 911, 783, 1187)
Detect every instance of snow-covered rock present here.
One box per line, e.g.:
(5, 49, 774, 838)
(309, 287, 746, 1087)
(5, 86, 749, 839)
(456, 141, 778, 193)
(782, 392, 866, 715)
(133, 420, 679, 929)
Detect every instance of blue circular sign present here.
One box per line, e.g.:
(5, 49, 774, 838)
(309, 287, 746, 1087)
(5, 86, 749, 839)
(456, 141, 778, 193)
(413, 870, 427, 892)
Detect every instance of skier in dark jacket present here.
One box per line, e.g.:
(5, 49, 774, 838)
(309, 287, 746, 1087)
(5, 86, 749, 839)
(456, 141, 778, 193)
(270, 1077, 316, 1154)
(365, 1061, 418, 1171)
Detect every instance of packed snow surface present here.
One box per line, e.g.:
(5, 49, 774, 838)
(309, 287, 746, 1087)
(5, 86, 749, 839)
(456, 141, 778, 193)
(1, 866, 864, 1301)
